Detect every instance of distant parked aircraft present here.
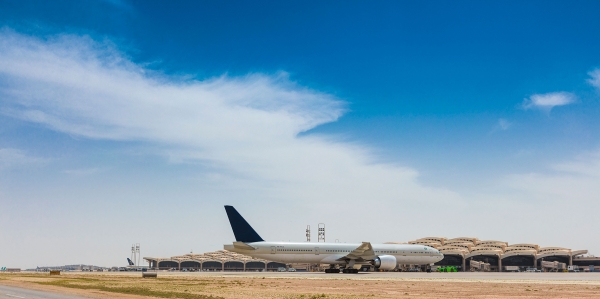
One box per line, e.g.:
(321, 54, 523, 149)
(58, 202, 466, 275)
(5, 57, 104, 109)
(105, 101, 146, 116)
(125, 258, 147, 271)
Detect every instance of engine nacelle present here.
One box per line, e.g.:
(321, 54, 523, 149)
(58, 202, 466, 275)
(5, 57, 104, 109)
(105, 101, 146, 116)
(372, 255, 397, 271)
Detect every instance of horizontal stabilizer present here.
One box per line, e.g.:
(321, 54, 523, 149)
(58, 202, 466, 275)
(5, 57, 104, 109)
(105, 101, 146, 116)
(233, 242, 257, 250)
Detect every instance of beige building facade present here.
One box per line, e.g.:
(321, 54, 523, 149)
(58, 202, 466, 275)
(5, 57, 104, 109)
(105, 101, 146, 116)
(407, 237, 598, 271)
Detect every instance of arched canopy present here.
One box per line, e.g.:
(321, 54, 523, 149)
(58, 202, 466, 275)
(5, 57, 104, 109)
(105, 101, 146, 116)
(476, 240, 508, 246)
(224, 261, 244, 271)
(539, 247, 570, 253)
(509, 244, 539, 251)
(502, 249, 537, 258)
(245, 261, 266, 270)
(571, 250, 588, 257)
(466, 249, 502, 260)
(536, 250, 571, 260)
(180, 261, 201, 269)
(502, 254, 535, 267)
(412, 237, 446, 244)
(447, 237, 478, 244)
(157, 260, 180, 269)
(466, 255, 499, 269)
(435, 254, 463, 266)
(505, 247, 536, 253)
(202, 261, 223, 270)
(266, 262, 286, 270)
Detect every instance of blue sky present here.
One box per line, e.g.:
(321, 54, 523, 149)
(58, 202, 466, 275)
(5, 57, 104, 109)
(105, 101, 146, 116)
(1, 0, 600, 268)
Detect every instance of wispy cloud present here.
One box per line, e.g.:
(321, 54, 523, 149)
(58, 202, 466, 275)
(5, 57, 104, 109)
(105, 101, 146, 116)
(63, 168, 102, 176)
(504, 150, 600, 202)
(0, 29, 460, 215)
(497, 118, 511, 131)
(522, 92, 576, 113)
(588, 69, 600, 90)
(0, 148, 46, 169)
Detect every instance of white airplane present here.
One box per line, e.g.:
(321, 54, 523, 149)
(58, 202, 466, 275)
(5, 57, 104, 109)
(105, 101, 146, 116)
(223, 206, 443, 273)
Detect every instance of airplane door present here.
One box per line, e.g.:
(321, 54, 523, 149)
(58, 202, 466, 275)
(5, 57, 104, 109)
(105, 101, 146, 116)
(314, 247, 319, 255)
(271, 246, 276, 254)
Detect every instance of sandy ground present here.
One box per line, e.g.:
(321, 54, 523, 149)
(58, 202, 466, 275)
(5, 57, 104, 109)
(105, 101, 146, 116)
(2, 272, 600, 298)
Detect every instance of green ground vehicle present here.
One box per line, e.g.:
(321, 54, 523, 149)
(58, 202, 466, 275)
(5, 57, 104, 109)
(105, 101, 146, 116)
(437, 266, 458, 272)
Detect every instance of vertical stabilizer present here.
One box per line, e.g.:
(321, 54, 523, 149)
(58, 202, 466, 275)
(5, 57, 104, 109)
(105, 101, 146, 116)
(224, 205, 264, 243)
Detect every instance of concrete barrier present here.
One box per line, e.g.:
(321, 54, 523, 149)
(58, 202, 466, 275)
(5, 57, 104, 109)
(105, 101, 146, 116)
(142, 272, 157, 278)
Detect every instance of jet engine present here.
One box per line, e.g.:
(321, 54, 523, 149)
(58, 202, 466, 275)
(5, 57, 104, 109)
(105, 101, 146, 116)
(372, 255, 397, 271)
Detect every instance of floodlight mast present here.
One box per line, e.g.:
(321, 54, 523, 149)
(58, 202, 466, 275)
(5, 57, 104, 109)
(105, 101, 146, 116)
(136, 243, 141, 266)
(318, 223, 325, 242)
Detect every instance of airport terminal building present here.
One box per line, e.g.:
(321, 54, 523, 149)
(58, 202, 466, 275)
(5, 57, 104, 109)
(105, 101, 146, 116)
(145, 237, 599, 272)
(144, 250, 286, 271)
(404, 237, 600, 272)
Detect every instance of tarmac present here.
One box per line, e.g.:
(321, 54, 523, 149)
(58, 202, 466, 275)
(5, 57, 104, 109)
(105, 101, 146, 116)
(0, 285, 87, 299)
(59, 270, 600, 283)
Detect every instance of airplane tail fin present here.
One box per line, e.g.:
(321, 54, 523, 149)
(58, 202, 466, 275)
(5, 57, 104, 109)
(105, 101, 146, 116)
(127, 258, 134, 266)
(224, 205, 264, 243)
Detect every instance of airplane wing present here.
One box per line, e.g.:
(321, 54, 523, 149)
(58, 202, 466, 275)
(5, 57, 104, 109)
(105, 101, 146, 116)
(336, 242, 375, 261)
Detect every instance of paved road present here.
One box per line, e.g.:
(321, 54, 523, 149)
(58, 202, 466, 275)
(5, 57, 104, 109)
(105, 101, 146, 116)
(0, 285, 86, 299)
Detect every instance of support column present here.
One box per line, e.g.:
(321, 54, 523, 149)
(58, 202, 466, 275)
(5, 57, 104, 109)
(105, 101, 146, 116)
(462, 256, 466, 272)
(534, 258, 537, 269)
(498, 256, 502, 272)
(569, 255, 573, 266)
(178, 262, 181, 271)
(221, 262, 224, 272)
(243, 261, 246, 272)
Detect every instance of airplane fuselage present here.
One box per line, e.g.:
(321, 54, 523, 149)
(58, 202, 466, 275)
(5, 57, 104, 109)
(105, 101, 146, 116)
(225, 241, 443, 266)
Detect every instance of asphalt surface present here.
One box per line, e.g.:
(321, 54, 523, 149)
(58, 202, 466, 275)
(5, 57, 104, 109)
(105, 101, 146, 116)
(0, 285, 86, 299)
(187, 271, 600, 281)
(60, 270, 600, 282)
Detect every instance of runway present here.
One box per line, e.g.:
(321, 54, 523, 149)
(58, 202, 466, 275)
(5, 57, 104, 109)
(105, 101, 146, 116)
(0, 285, 86, 299)
(130, 270, 600, 282)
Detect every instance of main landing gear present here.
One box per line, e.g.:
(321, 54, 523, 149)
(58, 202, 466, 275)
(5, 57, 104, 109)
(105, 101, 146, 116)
(324, 268, 359, 273)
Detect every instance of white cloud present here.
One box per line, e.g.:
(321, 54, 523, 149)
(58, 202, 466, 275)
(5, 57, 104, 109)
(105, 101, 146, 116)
(497, 118, 511, 131)
(522, 92, 576, 112)
(0, 29, 461, 217)
(588, 69, 600, 90)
